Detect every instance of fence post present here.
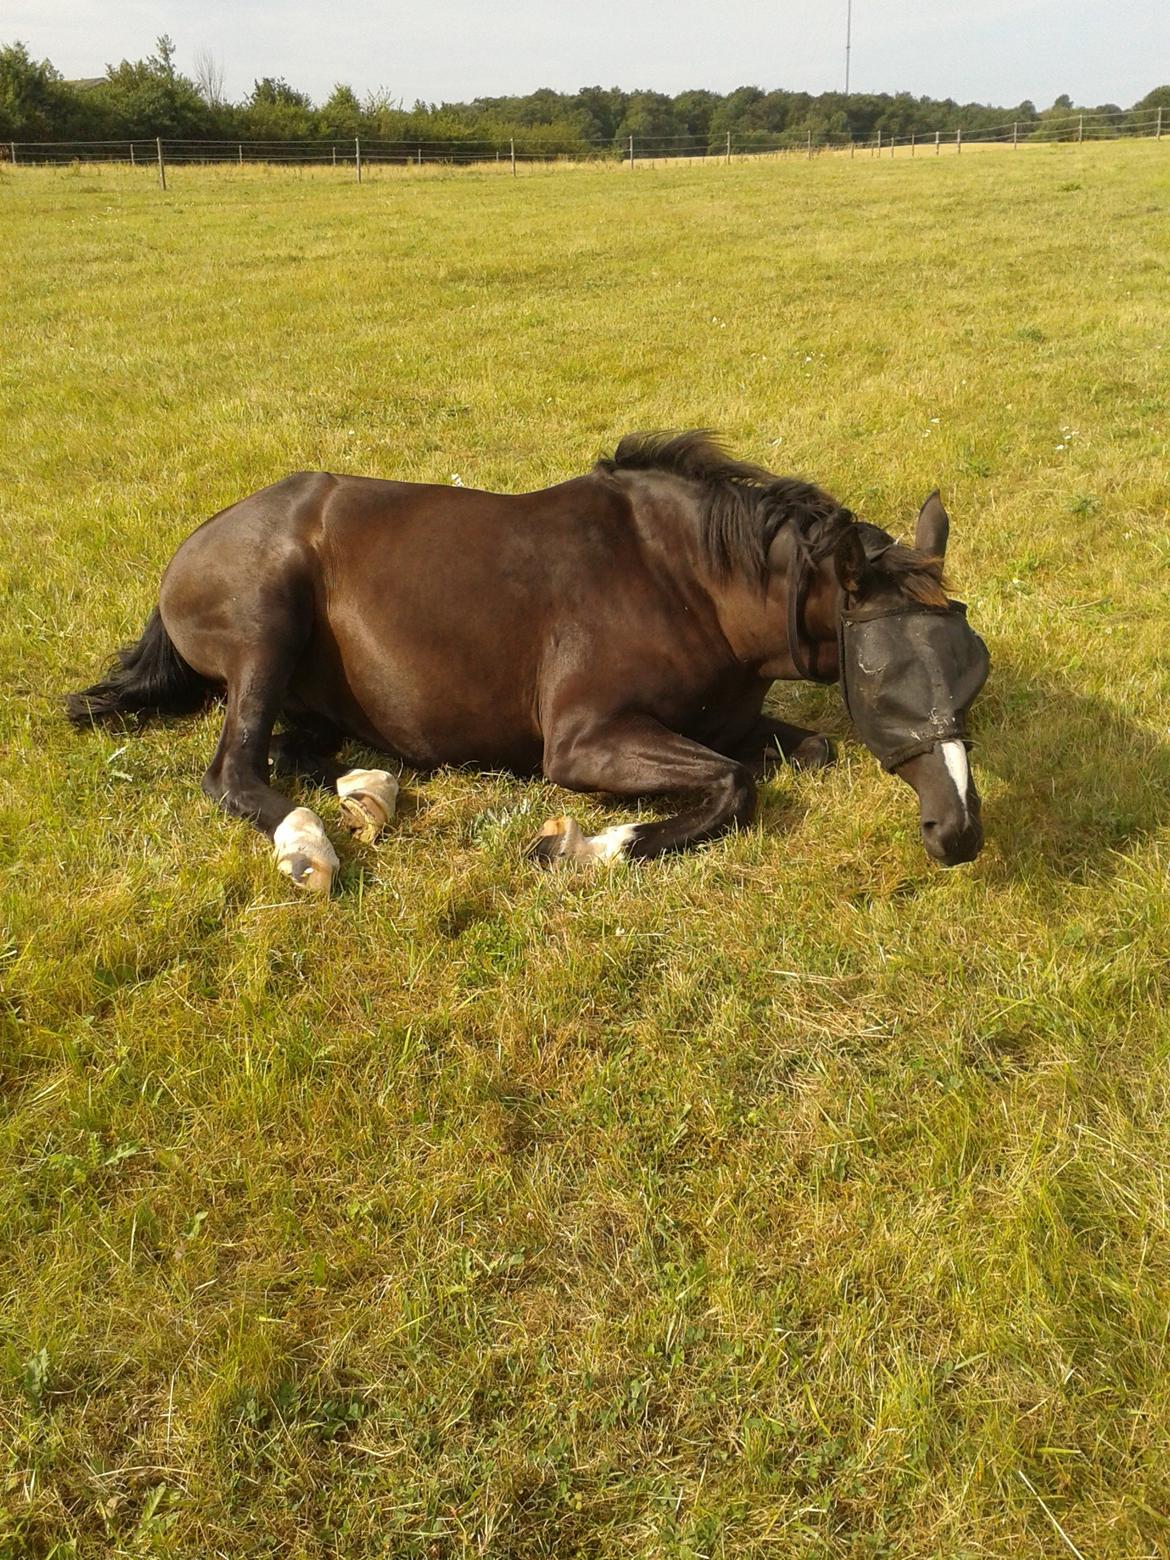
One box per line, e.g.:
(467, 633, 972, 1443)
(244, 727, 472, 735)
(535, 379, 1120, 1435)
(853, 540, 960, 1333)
(129, 141, 135, 166)
(956, 126, 962, 154)
(911, 132, 915, 157)
(890, 133, 895, 157)
(238, 143, 243, 164)
(935, 129, 940, 155)
(1158, 107, 1163, 140)
(332, 144, 336, 166)
(156, 136, 166, 191)
(8, 141, 15, 166)
(725, 129, 731, 165)
(875, 128, 881, 157)
(1077, 113, 1083, 142)
(806, 128, 812, 159)
(628, 134, 634, 169)
(1013, 121, 1018, 148)
(355, 136, 361, 183)
(850, 139, 855, 158)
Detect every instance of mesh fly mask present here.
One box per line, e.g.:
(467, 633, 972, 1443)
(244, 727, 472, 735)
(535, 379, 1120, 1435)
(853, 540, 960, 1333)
(787, 522, 990, 772)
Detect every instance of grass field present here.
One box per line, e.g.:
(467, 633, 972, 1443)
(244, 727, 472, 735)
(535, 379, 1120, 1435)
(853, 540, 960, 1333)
(1, 142, 1168, 1557)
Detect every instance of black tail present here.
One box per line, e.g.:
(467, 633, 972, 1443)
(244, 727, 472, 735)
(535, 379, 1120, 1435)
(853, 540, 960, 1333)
(66, 608, 211, 727)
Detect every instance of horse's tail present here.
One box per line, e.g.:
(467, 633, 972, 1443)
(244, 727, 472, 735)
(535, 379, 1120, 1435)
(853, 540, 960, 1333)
(66, 608, 211, 727)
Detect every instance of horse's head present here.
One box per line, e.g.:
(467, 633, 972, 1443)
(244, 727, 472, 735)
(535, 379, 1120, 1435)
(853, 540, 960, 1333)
(833, 494, 990, 866)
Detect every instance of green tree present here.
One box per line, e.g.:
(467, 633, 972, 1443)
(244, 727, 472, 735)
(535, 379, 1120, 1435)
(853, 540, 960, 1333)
(92, 35, 216, 137)
(0, 40, 83, 139)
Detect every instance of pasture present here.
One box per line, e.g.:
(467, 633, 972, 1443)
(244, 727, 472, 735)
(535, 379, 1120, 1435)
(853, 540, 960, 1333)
(1, 142, 1168, 1556)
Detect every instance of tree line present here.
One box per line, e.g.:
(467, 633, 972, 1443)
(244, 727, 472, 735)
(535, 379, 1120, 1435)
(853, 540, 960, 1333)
(2, 36, 1167, 152)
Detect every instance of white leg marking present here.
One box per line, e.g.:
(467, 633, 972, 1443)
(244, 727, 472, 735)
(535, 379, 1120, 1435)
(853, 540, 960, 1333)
(273, 806, 339, 894)
(940, 740, 971, 827)
(581, 823, 638, 861)
(337, 767, 399, 841)
(532, 816, 637, 864)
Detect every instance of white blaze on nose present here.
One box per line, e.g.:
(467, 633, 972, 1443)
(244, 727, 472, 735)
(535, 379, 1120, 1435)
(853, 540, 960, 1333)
(940, 740, 971, 826)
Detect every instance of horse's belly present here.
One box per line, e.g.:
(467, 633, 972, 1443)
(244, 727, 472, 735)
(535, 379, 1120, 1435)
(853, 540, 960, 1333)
(292, 622, 544, 773)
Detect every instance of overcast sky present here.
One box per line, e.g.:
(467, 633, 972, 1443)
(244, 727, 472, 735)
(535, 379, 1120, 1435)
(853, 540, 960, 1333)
(5, 0, 1166, 108)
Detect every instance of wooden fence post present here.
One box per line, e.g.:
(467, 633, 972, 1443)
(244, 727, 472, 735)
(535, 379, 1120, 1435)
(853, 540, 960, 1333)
(510, 138, 516, 177)
(8, 141, 15, 165)
(1158, 107, 1163, 140)
(1077, 114, 1083, 142)
(806, 128, 812, 159)
(238, 143, 243, 164)
(935, 129, 940, 155)
(911, 132, 915, 157)
(725, 130, 731, 164)
(129, 141, 136, 166)
(156, 136, 166, 191)
(355, 136, 361, 183)
(1013, 121, 1018, 148)
(956, 126, 962, 154)
(628, 134, 634, 169)
(875, 128, 881, 157)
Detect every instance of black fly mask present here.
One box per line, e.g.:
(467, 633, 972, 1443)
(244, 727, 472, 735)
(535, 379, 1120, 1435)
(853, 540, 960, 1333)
(838, 601, 990, 772)
(788, 519, 990, 773)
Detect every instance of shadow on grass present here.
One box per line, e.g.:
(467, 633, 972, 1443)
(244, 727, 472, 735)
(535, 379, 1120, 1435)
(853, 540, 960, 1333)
(966, 651, 1170, 881)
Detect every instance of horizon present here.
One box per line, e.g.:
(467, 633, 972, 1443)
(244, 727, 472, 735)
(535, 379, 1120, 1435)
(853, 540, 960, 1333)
(4, 0, 1166, 113)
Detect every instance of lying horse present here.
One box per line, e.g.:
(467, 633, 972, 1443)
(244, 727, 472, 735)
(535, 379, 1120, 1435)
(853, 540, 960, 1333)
(68, 433, 989, 891)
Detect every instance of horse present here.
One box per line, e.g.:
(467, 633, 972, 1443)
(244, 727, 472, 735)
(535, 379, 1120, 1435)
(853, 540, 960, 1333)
(67, 432, 990, 892)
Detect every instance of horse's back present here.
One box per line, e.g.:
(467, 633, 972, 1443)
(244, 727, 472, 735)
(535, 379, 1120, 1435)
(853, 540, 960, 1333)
(158, 468, 639, 768)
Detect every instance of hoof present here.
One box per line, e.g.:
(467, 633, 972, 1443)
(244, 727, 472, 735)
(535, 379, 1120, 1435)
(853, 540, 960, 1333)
(526, 815, 583, 867)
(337, 768, 399, 843)
(273, 807, 339, 894)
(790, 734, 836, 771)
(525, 816, 635, 866)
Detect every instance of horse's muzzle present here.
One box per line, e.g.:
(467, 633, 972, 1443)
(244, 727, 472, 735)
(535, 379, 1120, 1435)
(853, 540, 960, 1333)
(920, 805, 983, 866)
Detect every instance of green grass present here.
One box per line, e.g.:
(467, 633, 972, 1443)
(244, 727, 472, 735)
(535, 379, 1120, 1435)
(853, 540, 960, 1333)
(1, 143, 1168, 1557)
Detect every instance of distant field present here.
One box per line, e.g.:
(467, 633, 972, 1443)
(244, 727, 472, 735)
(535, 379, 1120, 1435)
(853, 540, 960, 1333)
(1, 142, 1168, 1557)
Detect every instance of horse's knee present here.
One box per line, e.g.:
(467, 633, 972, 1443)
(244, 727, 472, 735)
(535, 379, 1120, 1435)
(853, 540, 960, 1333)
(716, 763, 756, 827)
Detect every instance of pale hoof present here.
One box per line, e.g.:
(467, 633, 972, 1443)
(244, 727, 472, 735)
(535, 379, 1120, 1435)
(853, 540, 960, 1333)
(337, 768, 399, 842)
(273, 807, 339, 894)
(526, 815, 636, 866)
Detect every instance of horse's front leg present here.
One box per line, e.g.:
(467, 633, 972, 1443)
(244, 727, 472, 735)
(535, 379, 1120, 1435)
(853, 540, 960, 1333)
(716, 716, 835, 777)
(528, 712, 756, 864)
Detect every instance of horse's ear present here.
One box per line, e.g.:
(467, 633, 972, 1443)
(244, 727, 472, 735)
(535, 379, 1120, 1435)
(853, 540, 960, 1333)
(833, 527, 871, 597)
(915, 490, 949, 559)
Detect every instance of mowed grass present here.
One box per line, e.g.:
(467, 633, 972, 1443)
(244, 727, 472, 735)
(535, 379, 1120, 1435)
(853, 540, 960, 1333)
(1, 142, 1168, 1557)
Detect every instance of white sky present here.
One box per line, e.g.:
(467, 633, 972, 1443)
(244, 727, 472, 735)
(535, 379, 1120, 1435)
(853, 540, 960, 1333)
(5, 0, 1166, 108)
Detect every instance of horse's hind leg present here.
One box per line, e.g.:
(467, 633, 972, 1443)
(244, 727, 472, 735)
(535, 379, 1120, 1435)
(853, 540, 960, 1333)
(270, 725, 399, 844)
(203, 656, 340, 893)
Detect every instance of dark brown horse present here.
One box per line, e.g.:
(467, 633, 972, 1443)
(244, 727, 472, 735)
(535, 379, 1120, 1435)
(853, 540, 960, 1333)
(68, 433, 989, 892)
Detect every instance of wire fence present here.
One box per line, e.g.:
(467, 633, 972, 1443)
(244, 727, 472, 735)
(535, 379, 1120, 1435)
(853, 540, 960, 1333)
(4, 107, 1165, 178)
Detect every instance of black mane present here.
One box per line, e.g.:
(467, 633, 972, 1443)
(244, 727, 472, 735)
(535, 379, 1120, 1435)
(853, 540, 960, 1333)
(600, 430, 853, 582)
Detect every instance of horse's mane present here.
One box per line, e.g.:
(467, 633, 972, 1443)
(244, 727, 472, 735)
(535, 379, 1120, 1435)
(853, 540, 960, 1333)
(600, 430, 947, 602)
